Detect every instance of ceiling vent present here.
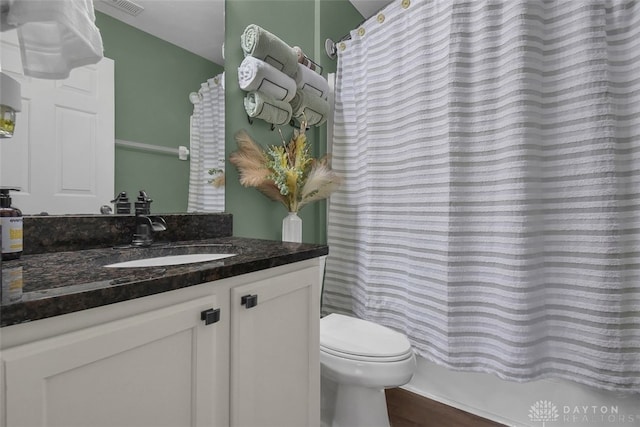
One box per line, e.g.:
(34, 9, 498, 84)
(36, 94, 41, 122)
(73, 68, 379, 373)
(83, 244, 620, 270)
(99, 0, 144, 16)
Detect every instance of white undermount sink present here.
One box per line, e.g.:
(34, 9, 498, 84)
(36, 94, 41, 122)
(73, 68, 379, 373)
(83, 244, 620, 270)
(104, 253, 236, 268)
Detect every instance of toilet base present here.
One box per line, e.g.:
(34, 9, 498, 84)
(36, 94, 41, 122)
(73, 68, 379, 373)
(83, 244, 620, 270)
(332, 384, 390, 427)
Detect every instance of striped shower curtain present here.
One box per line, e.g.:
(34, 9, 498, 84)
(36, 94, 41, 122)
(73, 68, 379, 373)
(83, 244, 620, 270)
(188, 73, 225, 212)
(323, 0, 640, 392)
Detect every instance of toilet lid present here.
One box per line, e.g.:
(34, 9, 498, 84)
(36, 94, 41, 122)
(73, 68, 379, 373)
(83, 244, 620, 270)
(320, 313, 412, 359)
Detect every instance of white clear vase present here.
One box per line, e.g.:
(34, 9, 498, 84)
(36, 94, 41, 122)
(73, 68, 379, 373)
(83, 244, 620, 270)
(282, 211, 302, 243)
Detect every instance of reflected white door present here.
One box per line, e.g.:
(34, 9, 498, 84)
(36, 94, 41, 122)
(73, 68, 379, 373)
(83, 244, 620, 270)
(0, 29, 114, 215)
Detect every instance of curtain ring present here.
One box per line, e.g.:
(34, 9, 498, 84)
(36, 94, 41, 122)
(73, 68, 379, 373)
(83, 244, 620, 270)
(189, 92, 201, 105)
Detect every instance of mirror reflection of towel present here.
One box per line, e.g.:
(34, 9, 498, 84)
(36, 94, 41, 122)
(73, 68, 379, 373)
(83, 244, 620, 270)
(6, 0, 104, 80)
(244, 91, 293, 126)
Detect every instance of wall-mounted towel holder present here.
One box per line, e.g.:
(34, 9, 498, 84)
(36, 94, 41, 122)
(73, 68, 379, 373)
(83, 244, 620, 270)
(246, 114, 309, 132)
(240, 24, 323, 131)
(289, 117, 310, 131)
(247, 114, 276, 131)
(305, 57, 323, 75)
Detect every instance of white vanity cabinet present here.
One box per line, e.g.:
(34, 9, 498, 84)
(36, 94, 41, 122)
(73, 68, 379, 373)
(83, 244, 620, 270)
(1, 296, 220, 427)
(230, 268, 320, 427)
(0, 259, 322, 427)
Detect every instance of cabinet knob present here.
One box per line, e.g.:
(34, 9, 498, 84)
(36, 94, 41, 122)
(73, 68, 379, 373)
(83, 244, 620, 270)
(240, 294, 258, 309)
(201, 308, 221, 325)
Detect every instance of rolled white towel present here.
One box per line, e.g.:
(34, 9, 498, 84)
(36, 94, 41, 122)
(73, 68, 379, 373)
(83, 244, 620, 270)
(289, 90, 329, 127)
(241, 24, 298, 77)
(294, 63, 330, 99)
(244, 92, 292, 126)
(238, 56, 297, 103)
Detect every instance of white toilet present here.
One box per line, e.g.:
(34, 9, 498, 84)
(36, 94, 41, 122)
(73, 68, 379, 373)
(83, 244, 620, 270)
(320, 313, 417, 427)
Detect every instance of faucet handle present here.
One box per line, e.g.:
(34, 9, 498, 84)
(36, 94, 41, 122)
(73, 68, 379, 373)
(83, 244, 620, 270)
(137, 190, 152, 203)
(111, 191, 131, 214)
(111, 191, 128, 203)
(135, 190, 153, 215)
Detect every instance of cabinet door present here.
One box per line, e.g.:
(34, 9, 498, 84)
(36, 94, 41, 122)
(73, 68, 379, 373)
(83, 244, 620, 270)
(1, 296, 219, 427)
(230, 266, 320, 427)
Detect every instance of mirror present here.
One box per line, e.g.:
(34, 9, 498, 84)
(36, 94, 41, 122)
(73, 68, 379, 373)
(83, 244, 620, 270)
(0, 0, 225, 215)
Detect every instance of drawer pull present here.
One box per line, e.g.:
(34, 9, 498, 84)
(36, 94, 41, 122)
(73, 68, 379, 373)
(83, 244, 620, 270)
(201, 308, 221, 325)
(240, 294, 258, 309)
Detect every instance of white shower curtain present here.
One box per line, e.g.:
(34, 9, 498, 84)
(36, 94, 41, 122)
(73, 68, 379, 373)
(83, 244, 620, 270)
(324, 0, 640, 393)
(188, 73, 225, 212)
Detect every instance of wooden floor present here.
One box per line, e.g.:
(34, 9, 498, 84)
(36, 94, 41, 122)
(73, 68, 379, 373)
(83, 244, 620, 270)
(385, 388, 506, 427)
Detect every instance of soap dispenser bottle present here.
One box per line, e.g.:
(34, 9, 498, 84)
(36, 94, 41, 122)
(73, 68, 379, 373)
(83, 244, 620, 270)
(0, 188, 23, 260)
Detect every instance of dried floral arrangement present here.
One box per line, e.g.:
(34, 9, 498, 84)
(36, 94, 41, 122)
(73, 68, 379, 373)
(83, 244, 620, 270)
(208, 167, 225, 188)
(229, 122, 340, 213)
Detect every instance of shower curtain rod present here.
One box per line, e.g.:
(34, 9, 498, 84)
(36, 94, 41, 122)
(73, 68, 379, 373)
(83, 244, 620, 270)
(326, 29, 354, 59)
(348, 0, 392, 37)
(326, 1, 389, 59)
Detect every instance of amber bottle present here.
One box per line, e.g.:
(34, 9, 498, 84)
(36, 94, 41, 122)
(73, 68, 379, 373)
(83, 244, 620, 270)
(1, 188, 23, 260)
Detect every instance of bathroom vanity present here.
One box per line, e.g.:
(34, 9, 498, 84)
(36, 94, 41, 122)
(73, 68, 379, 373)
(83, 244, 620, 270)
(0, 214, 327, 427)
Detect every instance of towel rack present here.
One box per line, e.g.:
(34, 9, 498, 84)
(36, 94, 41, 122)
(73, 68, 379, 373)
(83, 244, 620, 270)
(115, 139, 189, 160)
(247, 115, 275, 131)
(246, 115, 308, 131)
(305, 57, 323, 75)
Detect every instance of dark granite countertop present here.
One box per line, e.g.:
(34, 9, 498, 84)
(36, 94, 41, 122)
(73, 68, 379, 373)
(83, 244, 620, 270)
(1, 237, 328, 327)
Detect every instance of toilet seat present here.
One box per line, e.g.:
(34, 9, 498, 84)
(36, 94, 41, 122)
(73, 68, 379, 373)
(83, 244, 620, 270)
(320, 345, 414, 362)
(320, 313, 413, 362)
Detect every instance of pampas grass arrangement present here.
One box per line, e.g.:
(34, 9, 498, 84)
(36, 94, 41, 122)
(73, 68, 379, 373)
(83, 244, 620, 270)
(229, 121, 340, 213)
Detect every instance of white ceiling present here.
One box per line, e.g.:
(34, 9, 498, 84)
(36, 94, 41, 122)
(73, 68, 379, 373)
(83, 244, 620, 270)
(94, 0, 391, 66)
(350, 0, 392, 20)
(94, 0, 225, 65)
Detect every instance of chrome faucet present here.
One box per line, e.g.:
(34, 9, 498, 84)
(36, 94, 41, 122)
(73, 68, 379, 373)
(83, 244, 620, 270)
(131, 190, 166, 247)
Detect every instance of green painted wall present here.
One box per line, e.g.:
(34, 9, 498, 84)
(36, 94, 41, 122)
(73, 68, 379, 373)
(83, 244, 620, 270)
(95, 12, 223, 213)
(225, 0, 362, 243)
(318, 1, 364, 76)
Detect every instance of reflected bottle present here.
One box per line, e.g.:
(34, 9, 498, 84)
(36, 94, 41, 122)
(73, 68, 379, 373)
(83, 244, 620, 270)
(1, 266, 23, 303)
(1, 188, 23, 260)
